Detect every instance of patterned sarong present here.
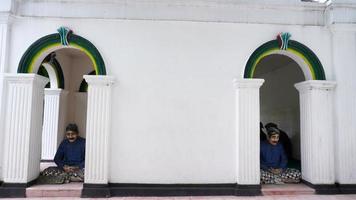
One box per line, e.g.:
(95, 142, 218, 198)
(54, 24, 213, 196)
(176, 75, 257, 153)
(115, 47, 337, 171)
(260, 168, 301, 184)
(37, 166, 84, 184)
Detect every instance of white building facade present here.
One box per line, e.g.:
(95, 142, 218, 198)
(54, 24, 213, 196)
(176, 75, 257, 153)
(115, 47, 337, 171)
(0, 0, 356, 197)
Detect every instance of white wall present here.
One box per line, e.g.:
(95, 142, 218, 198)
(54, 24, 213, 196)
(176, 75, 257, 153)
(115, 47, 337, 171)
(256, 59, 304, 160)
(5, 16, 334, 183)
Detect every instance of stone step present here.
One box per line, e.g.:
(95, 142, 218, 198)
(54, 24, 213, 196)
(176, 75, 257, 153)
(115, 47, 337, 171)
(262, 183, 315, 195)
(26, 182, 82, 197)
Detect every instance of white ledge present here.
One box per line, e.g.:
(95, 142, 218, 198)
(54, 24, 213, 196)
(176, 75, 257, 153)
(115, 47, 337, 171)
(4, 73, 49, 86)
(295, 80, 337, 91)
(83, 75, 116, 85)
(233, 78, 264, 89)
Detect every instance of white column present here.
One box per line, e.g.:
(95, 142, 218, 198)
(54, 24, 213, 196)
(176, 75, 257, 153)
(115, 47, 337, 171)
(41, 89, 68, 160)
(234, 78, 264, 185)
(295, 80, 336, 184)
(330, 24, 356, 184)
(2, 74, 48, 183)
(84, 75, 115, 184)
(0, 12, 12, 181)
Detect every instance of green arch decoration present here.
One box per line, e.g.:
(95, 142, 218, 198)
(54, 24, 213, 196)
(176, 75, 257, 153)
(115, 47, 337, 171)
(79, 70, 96, 92)
(244, 40, 326, 80)
(18, 32, 106, 75)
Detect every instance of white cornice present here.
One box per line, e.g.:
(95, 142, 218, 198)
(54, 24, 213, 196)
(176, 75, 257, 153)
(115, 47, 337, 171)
(14, 0, 327, 25)
(326, 2, 356, 25)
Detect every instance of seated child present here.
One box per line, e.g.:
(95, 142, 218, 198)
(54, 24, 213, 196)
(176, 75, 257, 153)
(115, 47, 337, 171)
(39, 123, 85, 184)
(260, 127, 301, 184)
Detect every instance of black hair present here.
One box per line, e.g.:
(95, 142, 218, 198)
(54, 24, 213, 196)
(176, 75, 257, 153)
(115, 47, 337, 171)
(66, 123, 79, 133)
(265, 122, 278, 129)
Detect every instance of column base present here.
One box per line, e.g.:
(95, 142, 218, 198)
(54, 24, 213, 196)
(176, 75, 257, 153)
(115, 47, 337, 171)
(235, 184, 261, 196)
(337, 184, 356, 194)
(82, 183, 110, 198)
(0, 180, 36, 198)
(302, 180, 339, 194)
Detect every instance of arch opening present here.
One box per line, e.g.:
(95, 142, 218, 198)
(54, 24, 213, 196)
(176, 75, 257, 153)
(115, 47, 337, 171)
(254, 54, 305, 184)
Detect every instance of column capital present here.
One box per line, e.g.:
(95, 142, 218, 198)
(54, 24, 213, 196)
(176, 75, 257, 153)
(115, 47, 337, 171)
(295, 80, 336, 92)
(4, 73, 49, 87)
(83, 75, 115, 86)
(233, 78, 264, 89)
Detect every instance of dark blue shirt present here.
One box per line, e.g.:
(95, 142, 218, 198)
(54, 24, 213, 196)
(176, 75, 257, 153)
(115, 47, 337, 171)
(260, 140, 287, 170)
(54, 137, 86, 169)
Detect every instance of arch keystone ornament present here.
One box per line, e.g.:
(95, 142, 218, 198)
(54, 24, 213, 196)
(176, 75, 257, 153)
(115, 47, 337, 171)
(277, 32, 291, 50)
(57, 26, 72, 46)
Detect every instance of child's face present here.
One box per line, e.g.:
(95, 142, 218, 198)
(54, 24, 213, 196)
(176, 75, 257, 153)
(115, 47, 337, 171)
(268, 134, 279, 146)
(66, 131, 78, 142)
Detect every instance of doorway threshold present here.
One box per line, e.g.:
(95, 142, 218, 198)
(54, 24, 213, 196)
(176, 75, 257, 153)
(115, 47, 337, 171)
(262, 183, 315, 195)
(26, 182, 83, 197)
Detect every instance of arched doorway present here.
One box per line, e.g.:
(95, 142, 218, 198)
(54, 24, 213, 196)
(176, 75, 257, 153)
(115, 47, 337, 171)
(254, 54, 304, 174)
(17, 27, 107, 180)
(38, 48, 94, 164)
(234, 33, 336, 192)
(1, 27, 114, 197)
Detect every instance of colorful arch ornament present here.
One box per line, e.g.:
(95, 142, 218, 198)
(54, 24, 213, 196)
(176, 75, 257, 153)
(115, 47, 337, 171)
(18, 27, 106, 75)
(244, 32, 326, 80)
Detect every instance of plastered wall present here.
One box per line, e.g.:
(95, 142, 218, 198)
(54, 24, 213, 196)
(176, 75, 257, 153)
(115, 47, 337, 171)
(4, 17, 334, 183)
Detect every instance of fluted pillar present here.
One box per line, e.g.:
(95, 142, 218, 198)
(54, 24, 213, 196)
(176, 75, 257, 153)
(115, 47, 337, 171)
(41, 89, 68, 161)
(0, 12, 12, 181)
(234, 78, 264, 185)
(295, 80, 336, 184)
(2, 74, 48, 183)
(84, 75, 115, 184)
(330, 24, 356, 186)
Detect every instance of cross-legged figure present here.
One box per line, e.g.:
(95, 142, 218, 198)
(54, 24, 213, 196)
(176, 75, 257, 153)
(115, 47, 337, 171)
(260, 127, 301, 184)
(39, 124, 85, 184)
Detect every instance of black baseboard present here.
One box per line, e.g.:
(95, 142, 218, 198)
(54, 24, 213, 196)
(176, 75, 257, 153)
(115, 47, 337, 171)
(0, 183, 27, 198)
(235, 184, 261, 196)
(82, 183, 110, 198)
(302, 180, 339, 194)
(109, 183, 261, 197)
(0, 179, 37, 198)
(337, 184, 356, 194)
